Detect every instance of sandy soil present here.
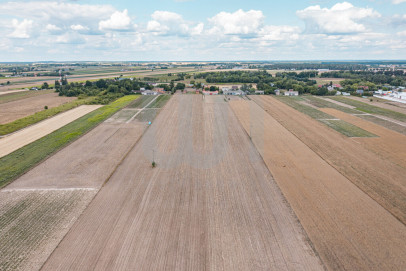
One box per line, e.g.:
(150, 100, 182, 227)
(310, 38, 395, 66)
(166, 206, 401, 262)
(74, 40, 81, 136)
(319, 108, 406, 168)
(347, 96, 406, 114)
(41, 95, 324, 271)
(230, 98, 406, 271)
(0, 105, 101, 158)
(0, 92, 76, 124)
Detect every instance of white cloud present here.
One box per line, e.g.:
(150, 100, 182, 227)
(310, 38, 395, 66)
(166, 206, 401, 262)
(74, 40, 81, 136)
(393, 0, 406, 4)
(46, 24, 61, 32)
(297, 2, 380, 34)
(99, 9, 133, 31)
(54, 32, 85, 44)
(147, 11, 193, 36)
(8, 19, 33, 38)
(258, 26, 300, 41)
(208, 9, 264, 35)
(71, 24, 89, 31)
(397, 30, 406, 36)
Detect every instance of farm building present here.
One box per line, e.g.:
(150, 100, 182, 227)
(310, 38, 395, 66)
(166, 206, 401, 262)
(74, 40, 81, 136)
(223, 89, 244, 95)
(142, 90, 158, 95)
(285, 90, 299, 96)
(203, 91, 218, 95)
(255, 90, 265, 95)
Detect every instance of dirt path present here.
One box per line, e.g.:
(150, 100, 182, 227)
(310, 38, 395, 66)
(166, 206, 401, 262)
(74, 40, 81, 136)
(0, 92, 76, 124)
(0, 105, 101, 158)
(41, 95, 324, 271)
(319, 108, 406, 168)
(230, 98, 406, 271)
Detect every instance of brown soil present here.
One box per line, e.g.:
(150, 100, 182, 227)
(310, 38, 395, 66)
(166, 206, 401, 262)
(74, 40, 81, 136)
(251, 96, 406, 225)
(0, 92, 76, 124)
(41, 95, 324, 270)
(230, 98, 406, 271)
(0, 105, 101, 158)
(319, 108, 406, 168)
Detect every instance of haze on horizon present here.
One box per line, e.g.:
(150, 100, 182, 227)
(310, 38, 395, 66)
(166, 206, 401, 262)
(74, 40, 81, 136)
(0, 0, 405, 62)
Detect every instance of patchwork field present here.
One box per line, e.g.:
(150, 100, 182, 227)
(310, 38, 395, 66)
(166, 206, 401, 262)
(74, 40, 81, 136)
(230, 97, 406, 270)
(0, 92, 76, 124)
(0, 97, 162, 270)
(42, 95, 324, 270)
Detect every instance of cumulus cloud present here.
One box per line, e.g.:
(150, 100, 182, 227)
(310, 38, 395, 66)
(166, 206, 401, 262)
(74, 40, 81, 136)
(147, 11, 195, 36)
(99, 9, 134, 31)
(208, 9, 264, 36)
(297, 2, 380, 34)
(258, 26, 300, 41)
(393, 0, 406, 4)
(8, 19, 33, 38)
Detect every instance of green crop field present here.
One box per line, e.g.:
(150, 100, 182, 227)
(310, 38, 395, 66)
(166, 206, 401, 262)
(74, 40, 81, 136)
(128, 95, 156, 108)
(303, 96, 360, 114)
(0, 95, 138, 188)
(319, 119, 376, 137)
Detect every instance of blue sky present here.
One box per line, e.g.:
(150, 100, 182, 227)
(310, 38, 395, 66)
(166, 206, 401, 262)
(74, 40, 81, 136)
(0, 0, 405, 61)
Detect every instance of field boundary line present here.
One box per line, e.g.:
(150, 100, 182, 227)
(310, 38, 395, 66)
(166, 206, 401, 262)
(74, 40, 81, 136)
(1, 188, 97, 192)
(126, 95, 161, 124)
(252, 97, 406, 227)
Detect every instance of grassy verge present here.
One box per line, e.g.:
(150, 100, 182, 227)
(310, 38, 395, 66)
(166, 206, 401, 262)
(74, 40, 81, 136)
(0, 89, 54, 104)
(320, 119, 376, 137)
(276, 96, 376, 137)
(0, 95, 138, 188)
(0, 97, 94, 136)
(331, 96, 406, 122)
(147, 95, 171, 108)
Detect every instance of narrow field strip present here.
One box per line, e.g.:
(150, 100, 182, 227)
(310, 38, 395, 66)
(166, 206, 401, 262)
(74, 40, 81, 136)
(126, 95, 161, 123)
(0, 105, 102, 158)
(1, 188, 97, 192)
(275, 96, 376, 137)
(231, 97, 406, 270)
(0, 95, 138, 189)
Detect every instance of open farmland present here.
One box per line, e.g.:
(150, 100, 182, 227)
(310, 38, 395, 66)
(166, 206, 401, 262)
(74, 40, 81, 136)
(0, 89, 54, 104)
(252, 96, 406, 225)
(0, 105, 101, 158)
(0, 96, 163, 270)
(42, 95, 324, 270)
(230, 97, 406, 270)
(0, 92, 76, 124)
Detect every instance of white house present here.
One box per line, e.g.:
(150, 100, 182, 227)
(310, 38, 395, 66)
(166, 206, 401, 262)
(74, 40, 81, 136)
(142, 90, 158, 95)
(284, 90, 299, 96)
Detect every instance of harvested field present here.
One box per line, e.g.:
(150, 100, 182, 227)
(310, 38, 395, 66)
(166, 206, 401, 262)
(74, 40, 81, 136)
(6, 118, 146, 190)
(0, 105, 101, 158)
(0, 189, 96, 271)
(358, 114, 406, 135)
(0, 89, 54, 104)
(230, 98, 406, 271)
(252, 96, 406, 226)
(0, 101, 153, 270)
(42, 95, 324, 271)
(146, 94, 171, 108)
(319, 108, 406, 168)
(0, 92, 76, 124)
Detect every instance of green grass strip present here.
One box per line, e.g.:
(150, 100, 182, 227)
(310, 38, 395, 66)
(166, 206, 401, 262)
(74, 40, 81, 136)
(320, 119, 376, 137)
(128, 95, 155, 108)
(331, 97, 406, 122)
(0, 97, 95, 136)
(303, 96, 360, 114)
(276, 96, 377, 138)
(0, 95, 139, 188)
